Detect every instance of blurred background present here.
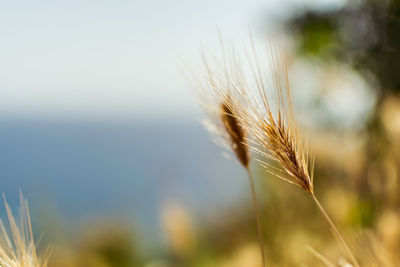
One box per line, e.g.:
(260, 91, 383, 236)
(0, 0, 399, 266)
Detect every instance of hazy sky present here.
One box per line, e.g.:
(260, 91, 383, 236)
(0, 0, 345, 120)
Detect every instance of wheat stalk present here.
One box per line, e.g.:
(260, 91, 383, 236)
(224, 39, 360, 267)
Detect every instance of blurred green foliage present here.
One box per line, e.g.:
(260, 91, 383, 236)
(289, 0, 400, 94)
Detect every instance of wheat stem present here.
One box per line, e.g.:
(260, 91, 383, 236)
(311, 194, 359, 267)
(246, 167, 266, 267)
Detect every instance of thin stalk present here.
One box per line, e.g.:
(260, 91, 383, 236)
(246, 167, 266, 267)
(311, 194, 359, 267)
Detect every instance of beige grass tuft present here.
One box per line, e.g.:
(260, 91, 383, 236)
(0, 194, 49, 267)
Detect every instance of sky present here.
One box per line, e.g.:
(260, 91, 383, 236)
(0, 0, 347, 121)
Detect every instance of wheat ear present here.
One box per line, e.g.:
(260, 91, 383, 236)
(230, 40, 359, 267)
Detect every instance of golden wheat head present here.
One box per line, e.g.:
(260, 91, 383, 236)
(227, 41, 314, 194)
(196, 47, 250, 168)
(219, 99, 249, 167)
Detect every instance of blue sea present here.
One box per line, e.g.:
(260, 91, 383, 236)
(0, 117, 248, 246)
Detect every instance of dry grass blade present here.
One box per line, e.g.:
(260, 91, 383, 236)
(308, 230, 394, 267)
(307, 246, 336, 267)
(0, 193, 50, 267)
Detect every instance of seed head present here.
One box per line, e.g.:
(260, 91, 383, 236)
(229, 41, 314, 194)
(195, 47, 250, 168)
(0, 194, 50, 267)
(220, 99, 249, 167)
